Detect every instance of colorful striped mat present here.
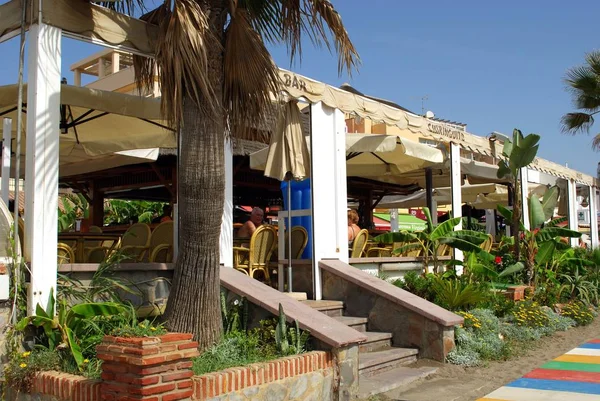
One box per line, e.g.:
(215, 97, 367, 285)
(477, 339, 600, 401)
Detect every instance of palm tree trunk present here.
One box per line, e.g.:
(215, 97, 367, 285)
(163, 1, 225, 349)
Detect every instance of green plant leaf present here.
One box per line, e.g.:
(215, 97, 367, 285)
(518, 133, 541, 149)
(497, 204, 513, 221)
(430, 217, 462, 241)
(535, 241, 555, 265)
(498, 262, 524, 277)
(502, 138, 513, 158)
(67, 302, 125, 326)
(15, 316, 31, 331)
(536, 227, 582, 242)
(528, 194, 545, 229)
(65, 327, 84, 368)
(547, 216, 567, 227)
(423, 207, 434, 234)
(444, 230, 487, 245)
(45, 288, 56, 318)
(374, 231, 418, 244)
(509, 144, 539, 171)
(391, 242, 423, 255)
(497, 159, 512, 179)
(438, 237, 485, 252)
(541, 186, 559, 222)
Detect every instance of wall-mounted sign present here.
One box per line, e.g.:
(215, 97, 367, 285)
(427, 122, 465, 142)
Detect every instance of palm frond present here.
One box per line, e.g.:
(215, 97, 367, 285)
(585, 51, 600, 78)
(273, 0, 359, 75)
(133, 0, 217, 125)
(592, 134, 600, 151)
(224, 3, 280, 140)
(238, 0, 282, 44)
(561, 112, 595, 134)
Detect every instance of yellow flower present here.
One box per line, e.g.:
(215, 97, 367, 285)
(150, 327, 157, 331)
(22, 351, 31, 358)
(19, 363, 27, 368)
(139, 324, 146, 329)
(83, 359, 89, 364)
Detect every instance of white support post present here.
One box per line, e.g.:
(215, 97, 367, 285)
(73, 69, 81, 87)
(520, 168, 530, 230)
(111, 52, 120, 74)
(567, 179, 579, 247)
(450, 142, 463, 272)
(25, 23, 61, 314)
(485, 209, 496, 237)
(590, 187, 599, 249)
(310, 102, 347, 300)
(219, 139, 233, 267)
(390, 209, 399, 232)
(2, 118, 11, 207)
(97, 58, 105, 78)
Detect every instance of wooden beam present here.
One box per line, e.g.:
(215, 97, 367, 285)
(150, 163, 174, 198)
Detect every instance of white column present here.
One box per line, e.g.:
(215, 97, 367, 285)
(2, 118, 11, 207)
(567, 179, 579, 247)
(485, 209, 496, 236)
(25, 23, 61, 314)
(73, 69, 81, 87)
(111, 52, 120, 74)
(310, 102, 347, 300)
(450, 142, 463, 271)
(390, 209, 399, 232)
(520, 168, 530, 230)
(590, 187, 599, 248)
(97, 59, 105, 78)
(219, 139, 233, 267)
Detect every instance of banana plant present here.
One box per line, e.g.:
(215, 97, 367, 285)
(375, 207, 490, 274)
(16, 288, 125, 369)
(496, 129, 541, 260)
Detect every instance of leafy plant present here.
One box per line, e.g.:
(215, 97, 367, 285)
(511, 301, 549, 328)
(220, 290, 248, 335)
(560, 302, 595, 326)
(104, 199, 168, 225)
(496, 129, 541, 261)
(393, 271, 436, 301)
(110, 319, 167, 337)
(15, 289, 126, 369)
(273, 303, 309, 355)
(375, 207, 490, 273)
(431, 276, 488, 311)
(3, 349, 60, 392)
(58, 194, 89, 232)
(559, 267, 598, 305)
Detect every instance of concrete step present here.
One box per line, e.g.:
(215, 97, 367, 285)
(358, 366, 438, 398)
(333, 316, 368, 332)
(359, 331, 392, 353)
(284, 292, 308, 301)
(358, 348, 418, 376)
(301, 300, 344, 317)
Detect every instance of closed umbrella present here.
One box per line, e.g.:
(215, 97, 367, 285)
(264, 101, 309, 292)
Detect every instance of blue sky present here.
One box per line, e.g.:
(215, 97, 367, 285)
(1, 0, 599, 175)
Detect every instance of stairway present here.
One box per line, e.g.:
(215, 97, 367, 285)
(303, 300, 437, 398)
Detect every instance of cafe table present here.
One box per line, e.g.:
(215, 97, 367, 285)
(57, 232, 121, 263)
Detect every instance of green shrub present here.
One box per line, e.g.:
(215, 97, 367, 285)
(394, 271, 436, 301)
(110, 319, 167, 337)
(561, 302, 596, 326)
(4, 349, 60, 392)
(511, 301, 549, 328)
(431, 276, 488, 311)
(446, 347, 481, 367)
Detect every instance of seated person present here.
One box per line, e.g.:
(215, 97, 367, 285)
(237, 207, 264, 238)
(152, 205, 173, 224)
(348, 209, 361, 244)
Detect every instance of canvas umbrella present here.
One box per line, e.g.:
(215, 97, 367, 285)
(263, 101, 309, 292)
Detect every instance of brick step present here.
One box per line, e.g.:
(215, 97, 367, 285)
(358, 366, 438, 398)
(359, 331, 392, 353)
(358, 348, 418, 376)
(333, 316, 368, 332)
(301, 300, 344, 317)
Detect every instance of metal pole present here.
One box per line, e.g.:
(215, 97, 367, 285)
(287, 179, 292, 292)
(2, 119, 12, 207)
(425, 168, 433, 213)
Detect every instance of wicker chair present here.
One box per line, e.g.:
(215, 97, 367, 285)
(286, 226, 308, 259)
(350, 229, 369, 258)
(149, 221, 174, 262)
(233, 225, 277, 284)
(57, 243, 76, 265)
(480, 234, 493, 253)
(366, 247, 392, 257)
(120, 223, 152, 262)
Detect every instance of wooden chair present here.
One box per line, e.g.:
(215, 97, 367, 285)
(233, 225, 277, 284)
(57, 243, 75, 265)
(350, 229, 369, 258)
(149, 221, 174, 262)
(286, 226, 308, 259)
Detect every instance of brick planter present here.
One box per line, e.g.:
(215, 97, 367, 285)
(504, 285, 530, 301)
(96, 333, 199, 401)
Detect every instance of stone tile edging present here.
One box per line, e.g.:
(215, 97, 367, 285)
(320, 259, 463, 326)
(29, 370, 101, 401)
(192, 351, 333, 400)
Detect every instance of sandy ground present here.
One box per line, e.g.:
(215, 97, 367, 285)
(376, 316, 600, 401)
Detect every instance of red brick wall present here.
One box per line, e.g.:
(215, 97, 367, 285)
(192, 351, 332, 400)
(97, 333, 200, 401)
(29, 371, 101, 401)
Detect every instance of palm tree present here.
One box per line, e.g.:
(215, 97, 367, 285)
(107, 0, 358, 349)
(561, 50, 600, 149)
